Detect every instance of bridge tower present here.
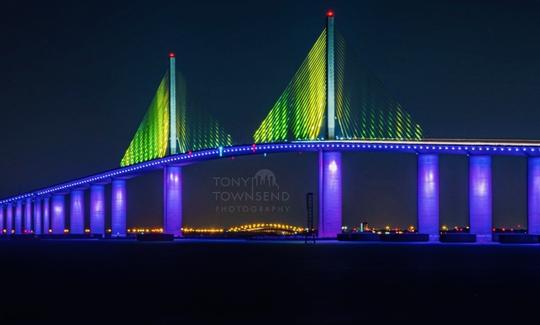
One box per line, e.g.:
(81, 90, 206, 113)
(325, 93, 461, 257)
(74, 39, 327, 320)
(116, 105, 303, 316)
(169, 53, 178, 156)
(318, 10, 343, 238)
(164, 53, 183, 237)
(325, 10, 335, 140)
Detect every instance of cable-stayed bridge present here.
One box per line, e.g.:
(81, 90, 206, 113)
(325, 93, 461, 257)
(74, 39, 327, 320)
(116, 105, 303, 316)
(1, 11, 539, 240)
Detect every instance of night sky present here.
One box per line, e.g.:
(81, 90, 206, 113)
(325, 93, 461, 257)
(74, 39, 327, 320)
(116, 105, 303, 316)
(1, 0, 539, 229)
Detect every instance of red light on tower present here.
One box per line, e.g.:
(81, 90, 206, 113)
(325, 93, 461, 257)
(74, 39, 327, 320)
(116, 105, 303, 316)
(169, 52, 175, 58)
(326, 10, 334, 17)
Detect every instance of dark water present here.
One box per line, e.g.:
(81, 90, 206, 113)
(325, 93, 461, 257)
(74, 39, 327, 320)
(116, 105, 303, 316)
(0, 239, 539, 324)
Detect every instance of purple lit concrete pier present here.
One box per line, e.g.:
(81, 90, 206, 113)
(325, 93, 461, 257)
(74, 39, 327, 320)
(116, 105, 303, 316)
(15, 201, 22, 234)
(24, 198, 32, 233)
(51, 195, 65, 234)
(469, 155, 492, 237)
(0, 206, 3, 234)
(318, 151, 342, 238)
(164, 166, 182, 236)
(70, 190, 84, 234)
(90, 185, 105, 236)
(33, 199, 42, 235)
(6, 204, 13, 234)
(43, 197, 50, 234)
(417, 154, 439, 237)
(527, 157, 540, 234)
(111, 180, 127, 237)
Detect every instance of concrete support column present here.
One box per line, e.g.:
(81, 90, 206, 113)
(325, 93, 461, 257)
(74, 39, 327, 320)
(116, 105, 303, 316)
(43, 197, 50, 234)
(318, 151, 342, 238)
(111, 179, 126, 237)
(24, 198, 32, 234)
(90, 185, 105, 236)
(6, 204, 13, 234)
(0, 206, 4, 235)
(164, 166, 182, 236)
(527, 157, 540, 234)
(15, 201, 22, 234)
(469, 155, 492, 237)
(51, 195, 65, 234)
(70, 190, 85, 234)
(34, 199, 42, 235)
(417, 154, 439, 237)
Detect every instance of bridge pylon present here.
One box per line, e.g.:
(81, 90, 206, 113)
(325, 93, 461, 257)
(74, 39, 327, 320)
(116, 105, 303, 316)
(169, 53, 178, 155)
(165, 54, 182, 237)
(325, 10, 335, 141)
(318, 10, 343, 238)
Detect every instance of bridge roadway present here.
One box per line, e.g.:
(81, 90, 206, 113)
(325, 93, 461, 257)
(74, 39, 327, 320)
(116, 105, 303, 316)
(2, 139, 540, 239)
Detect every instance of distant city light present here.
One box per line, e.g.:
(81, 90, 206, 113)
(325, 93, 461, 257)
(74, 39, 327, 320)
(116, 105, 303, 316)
(128, 227, 164, 233)
(180, 223, 307, 236)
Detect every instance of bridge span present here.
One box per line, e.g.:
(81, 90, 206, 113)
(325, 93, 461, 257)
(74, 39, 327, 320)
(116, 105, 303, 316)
(2, 139, 540, 240)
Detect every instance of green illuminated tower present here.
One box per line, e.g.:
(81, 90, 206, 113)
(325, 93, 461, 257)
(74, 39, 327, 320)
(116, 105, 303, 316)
(169, 53, 177, 155)
(120, 55, 232, 167)
(253, 10, 423, 143)
(325, 10, 336, 140)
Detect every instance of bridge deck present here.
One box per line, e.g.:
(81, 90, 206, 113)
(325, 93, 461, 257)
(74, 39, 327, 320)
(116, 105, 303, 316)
(2, 139, 540, 204)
